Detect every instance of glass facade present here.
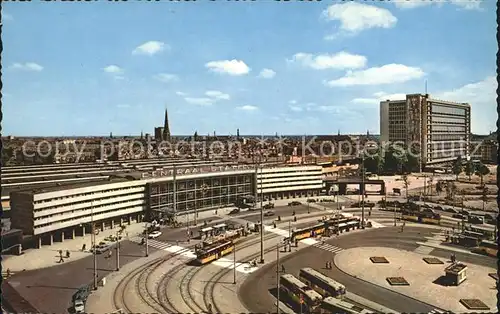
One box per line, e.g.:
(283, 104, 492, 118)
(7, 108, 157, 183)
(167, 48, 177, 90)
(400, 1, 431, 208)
(147, 173, 255, 214)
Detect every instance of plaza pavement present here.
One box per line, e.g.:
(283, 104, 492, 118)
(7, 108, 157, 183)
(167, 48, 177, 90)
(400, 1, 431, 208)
(334, 247, 497, 313)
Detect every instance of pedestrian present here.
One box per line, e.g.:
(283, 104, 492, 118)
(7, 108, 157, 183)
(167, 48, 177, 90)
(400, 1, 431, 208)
(58, 254, 65, 263)
(6, 268, 11, 277)
(295, 239, 298, 247)
(281, 264, 286, 273)
(108, 250, 112, 258)
(58, 249, 63, 256)
(82, 244, 86, 251)
(66, 250, 70, 258)
(207, 303, 213, 314)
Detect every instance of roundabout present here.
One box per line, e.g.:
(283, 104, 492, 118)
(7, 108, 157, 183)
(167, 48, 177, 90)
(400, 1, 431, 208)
(86, 214, 497, 314)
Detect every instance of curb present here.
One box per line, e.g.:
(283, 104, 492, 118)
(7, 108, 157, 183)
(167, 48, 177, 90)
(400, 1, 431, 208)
(333, 250, 447, 313)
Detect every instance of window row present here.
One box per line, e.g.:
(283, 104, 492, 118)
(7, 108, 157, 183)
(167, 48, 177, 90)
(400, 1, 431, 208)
(431, 105, 466, 116)
(34, 185, 141, 204)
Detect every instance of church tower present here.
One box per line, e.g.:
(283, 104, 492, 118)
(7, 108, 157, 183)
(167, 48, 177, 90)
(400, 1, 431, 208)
(163, 108, 171, 142)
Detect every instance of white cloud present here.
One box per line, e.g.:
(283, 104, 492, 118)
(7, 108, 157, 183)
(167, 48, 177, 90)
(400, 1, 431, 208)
(237, 105, 258, 111)
(11, 62, 43, 72)
(103, 65, 123, 74)
(288, 102, 318, 112)
(184, 97, 214, 106)
(394, 0, 481, 10)
(326, 64, 425, 87)
(154, 73, 179, 83)
(288, 52, 367, 70)
(205, 90, 230, 100)
(322, 2, 397, 34)
(351, 92, 407, 104)
(103, 65, 124, 80)
(258, 68, 276, 79)
(289, 106, 303, 112)
(435, 76, 495, 133)
(132, 41, 167, 56)
(176, 91, 187, 96)
(205, 59, 250, 76)
(289, 100, 297, 105)
(435, 76, 495, 105)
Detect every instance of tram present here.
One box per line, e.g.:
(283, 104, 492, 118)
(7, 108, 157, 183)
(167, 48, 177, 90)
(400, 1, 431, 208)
(318, 297, 371, 314)
(298, 268, 346, 298)
(280, 274, 323, 313)
(195, 240, 233, 265)
(291, 223, 327, 242)
(401, 210, 440, 225)
(202, 228, 244, 247)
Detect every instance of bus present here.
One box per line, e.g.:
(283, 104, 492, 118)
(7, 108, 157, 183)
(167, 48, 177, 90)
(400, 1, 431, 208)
(472, 240, 498, 257)
(280, 274, 323, 312)
(318, 297, 371, 314)
(195, 241, 233, 265)
(199, 227, 214, 239)
(420, 212, 441, 225)
(299, 268, 346, 298)
(465, 225, 495, 240)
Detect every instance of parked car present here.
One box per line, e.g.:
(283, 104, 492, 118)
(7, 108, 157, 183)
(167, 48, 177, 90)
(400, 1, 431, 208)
(306, 198, 317, 203)
(263, 203, 275, 209)
(92, 244, 111, 254)
(73, 299, 85, 313)
(468, 216, 483, 224)
(434, 205, 443, 211)
(484, 214, 496, 224)
(452, 213, 466, 220)
(444, 207, 458, 214)
(229, 208, 240, 215)
(288, 201, 301, 206)
(264, 211, 275, 217)
(459, 209, 470, 216)
(148, 231, 162, 239)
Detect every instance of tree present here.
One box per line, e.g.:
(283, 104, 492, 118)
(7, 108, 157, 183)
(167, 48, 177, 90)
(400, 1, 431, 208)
(475, 163, 490, 186)
(363, 154, 384, 174)
(436, 181, 443, 194)
(464, 160, 475, 181)
(481, 186, 489, 211)
(452, 157, 463, 180)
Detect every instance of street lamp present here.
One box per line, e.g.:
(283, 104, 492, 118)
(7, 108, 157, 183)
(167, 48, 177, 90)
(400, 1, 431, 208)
(90, 201, 97, 290)
(259, 161, 264, 264)
(361, 153, 365, 229)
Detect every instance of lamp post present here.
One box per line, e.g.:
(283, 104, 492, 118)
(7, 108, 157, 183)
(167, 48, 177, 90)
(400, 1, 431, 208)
(361, 152, 365, 229)
(233, 244, 236, 284)
(116, 231, 120, 271)
(145, 222, 149, 257)
(91, 201, 97, 290)
(259, 162, 264, 263)
(276, 243, 281, 314)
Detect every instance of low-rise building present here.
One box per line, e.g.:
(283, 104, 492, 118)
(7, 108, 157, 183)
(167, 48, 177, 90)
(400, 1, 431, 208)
(257, 165, 323, 199)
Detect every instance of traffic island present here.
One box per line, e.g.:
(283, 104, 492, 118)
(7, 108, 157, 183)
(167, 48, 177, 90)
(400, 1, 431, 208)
(423, 257, 444, 264)
(370, 256, 389, 263)
(386, 277, 409, 286)
(488, 273, 498, 281)
(460, 299, 490, 311)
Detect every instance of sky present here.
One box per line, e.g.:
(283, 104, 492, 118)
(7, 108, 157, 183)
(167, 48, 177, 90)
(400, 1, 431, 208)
(2, 0, 497, 136)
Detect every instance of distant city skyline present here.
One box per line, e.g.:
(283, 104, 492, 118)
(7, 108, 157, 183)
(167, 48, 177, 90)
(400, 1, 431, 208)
(3, 1, 496, 136)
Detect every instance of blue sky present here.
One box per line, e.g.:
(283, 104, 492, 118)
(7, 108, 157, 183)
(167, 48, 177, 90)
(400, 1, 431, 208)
(2, 0, 497, 136)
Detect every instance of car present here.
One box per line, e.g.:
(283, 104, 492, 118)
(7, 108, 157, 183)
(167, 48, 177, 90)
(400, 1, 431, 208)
(91, 244, 111, 254)
(263, 203, 275, 209)
(229, 208, 240, 215)
(484, 214, 496, 224)
(459, 209, 470, 216)
(288, 201, 302, 206)
(434, 205, 443, 211)
(264, 211, 275, 217)
(452, 213, 466, 220)
(444, 207, 458, 214)
(148, 231, 162, 239)
(73, 299, 85, 313)
(306, 198, 317, 203)
(468, 216, 483, 224)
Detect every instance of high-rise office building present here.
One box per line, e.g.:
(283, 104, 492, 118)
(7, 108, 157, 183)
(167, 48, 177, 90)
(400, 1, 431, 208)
(380, 94, 470, 168)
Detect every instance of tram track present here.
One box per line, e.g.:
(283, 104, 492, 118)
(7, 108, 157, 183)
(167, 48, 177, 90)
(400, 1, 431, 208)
(157, 231, 280, 313)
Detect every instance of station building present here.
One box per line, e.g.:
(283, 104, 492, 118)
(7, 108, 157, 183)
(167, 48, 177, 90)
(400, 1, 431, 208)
(10, 178, 146, 248)
(8, 163, 324, 248)
(257, 165, 323, 199)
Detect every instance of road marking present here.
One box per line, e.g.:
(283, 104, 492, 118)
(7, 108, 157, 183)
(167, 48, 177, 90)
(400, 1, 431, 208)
(414, 245, 434, 255)
(128, 236, 258, 274)
(312, 242, 343, 254)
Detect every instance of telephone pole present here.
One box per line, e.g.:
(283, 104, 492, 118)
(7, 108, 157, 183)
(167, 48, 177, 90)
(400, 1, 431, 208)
(116, 231, 120, 271)
(145, 222, 149, 257)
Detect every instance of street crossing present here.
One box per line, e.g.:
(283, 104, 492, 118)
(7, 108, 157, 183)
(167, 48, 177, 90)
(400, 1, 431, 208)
(414, 245, 434, 255)
(312, 242, 344, 254)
